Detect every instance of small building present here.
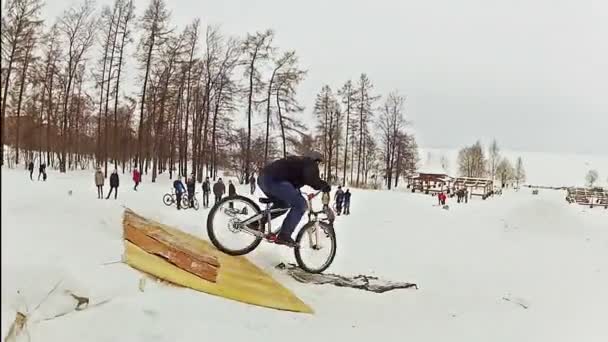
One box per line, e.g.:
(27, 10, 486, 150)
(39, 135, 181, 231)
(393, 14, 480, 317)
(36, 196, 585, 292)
(451, 177, 494, 199)
(407, 172, 452, 194)
(566, 187, 608, 208)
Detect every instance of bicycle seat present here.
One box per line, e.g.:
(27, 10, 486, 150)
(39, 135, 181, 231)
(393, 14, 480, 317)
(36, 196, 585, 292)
(259, 197, 273, 204)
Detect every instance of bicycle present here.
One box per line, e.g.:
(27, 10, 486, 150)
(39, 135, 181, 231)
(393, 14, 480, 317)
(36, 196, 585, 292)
(206, 191, 337, 273)
(162, 189, 189, 208)
(184, 192, 200, 211)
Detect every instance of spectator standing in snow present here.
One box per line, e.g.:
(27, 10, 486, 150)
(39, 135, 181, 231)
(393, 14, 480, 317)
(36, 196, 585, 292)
(343, 189, 351, 215)
(439, 192, 447, 205)
(322, 191, 330, 211)
(28, 161, 34, 180)
(106, 170, 119, 199)
(173, 176, 186, 210)
(38, 163, 46, 181)
(335, 186, 345, 215)
(186, 174, 196, 207)
(132, 168, 141, 190)
(94, 167, 104, 199)
(228, 180, 237, 208)
(249, 175, 256, 194)
(213, 178, 225, 204)
(202, 177, 211, 208)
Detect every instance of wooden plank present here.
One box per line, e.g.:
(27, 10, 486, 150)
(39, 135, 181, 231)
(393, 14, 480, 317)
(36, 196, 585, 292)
(146, 229, 221, 268)
(124, 224, 219, 283)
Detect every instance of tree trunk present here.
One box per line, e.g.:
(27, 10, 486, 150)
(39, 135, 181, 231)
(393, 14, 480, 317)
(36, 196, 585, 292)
(15, 44, 33, 165)
(0, 39, 18, 167)
(138, 33, 155, 170)
(276, 87, 287, 158)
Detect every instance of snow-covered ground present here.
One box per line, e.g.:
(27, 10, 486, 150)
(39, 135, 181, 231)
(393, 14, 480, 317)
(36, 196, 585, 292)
(2, 167, 607, 341)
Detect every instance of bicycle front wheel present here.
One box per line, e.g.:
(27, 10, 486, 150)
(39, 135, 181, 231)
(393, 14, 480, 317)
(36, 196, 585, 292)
(294, 221, 337, 273)
(193, 198, 200, 210)
(206, 195, 264, 255)
(163, 194, 173, 206)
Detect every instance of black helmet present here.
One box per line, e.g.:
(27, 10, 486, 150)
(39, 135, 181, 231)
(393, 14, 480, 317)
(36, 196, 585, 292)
(305, 151, 323, 162)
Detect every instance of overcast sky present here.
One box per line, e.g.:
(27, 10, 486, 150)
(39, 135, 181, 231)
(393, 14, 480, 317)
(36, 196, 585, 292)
(42, 0, 608, 155)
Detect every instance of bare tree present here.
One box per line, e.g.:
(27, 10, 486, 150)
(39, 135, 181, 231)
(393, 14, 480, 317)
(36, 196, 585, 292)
(394, 132, 418, 187)
(58, 0, 98, 172)
(353, 73, 378, 186)
(457, 141, 486, 178)
(263, 50, 295, 164)
(514, 156, 525, 187)
(338, 80, 356, 184)
(488, 139, 500, 181)
(377, 91, 406, 189)
(136, 0, 171, 170)
(585, 169, 599, 187)
(241, 29, 273, 182)
(496, 157, 514, 187)
(112, 0, 135, 169)
(1, 0, 43, 166)
(12, 24, 37, 164)
(275, 56, 306, 158)
(440, 154, 449, 173)
(314, 85, 339, 180)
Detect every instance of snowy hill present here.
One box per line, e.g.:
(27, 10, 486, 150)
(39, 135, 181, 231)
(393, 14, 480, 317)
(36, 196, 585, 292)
(419, 147, 608, 188)
(1, 168, 607, 341)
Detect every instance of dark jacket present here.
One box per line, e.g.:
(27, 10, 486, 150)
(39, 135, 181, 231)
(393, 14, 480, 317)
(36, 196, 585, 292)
(344, 191, 351, 203)
(173, 180, 185, 193)
(228, 183, 236, 196)
(260, 156, 330, 192)
(110, 173, 119, 187)
(335, 189, 345, 203)
(186, 178, 196, 193)
(213, 181, 225, 195)
(202, 180, 210, 193)
(28, 162, 34, 171)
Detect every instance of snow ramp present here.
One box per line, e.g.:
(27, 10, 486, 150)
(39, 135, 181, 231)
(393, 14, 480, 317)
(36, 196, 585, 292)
(122, 209, 313, 314)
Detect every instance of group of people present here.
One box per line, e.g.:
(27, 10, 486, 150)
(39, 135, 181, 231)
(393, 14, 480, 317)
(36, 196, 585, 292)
(171, 175, 237, 210)
(333, 186, 352, 215)
(94, 167, 141, 199)
(27, 161, 47, 181)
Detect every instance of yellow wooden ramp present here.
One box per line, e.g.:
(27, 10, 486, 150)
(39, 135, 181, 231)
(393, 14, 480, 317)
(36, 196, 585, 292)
(122, 209, 313, 314)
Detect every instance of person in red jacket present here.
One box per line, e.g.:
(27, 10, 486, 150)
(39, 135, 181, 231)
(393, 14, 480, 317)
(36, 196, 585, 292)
(439, 192, 447, 205)
(132, 168, 141, 191)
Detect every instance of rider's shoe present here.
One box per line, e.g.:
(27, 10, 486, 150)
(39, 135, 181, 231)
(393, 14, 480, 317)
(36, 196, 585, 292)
(273, 235, 297, 248)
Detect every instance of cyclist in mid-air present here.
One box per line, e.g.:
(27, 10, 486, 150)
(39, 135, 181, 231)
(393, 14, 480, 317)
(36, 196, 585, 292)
(255, 151, 331, 247)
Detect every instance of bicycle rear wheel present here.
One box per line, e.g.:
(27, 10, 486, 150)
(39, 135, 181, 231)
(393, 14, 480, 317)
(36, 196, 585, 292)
(206, 195, 264, 255)
(294, 221, 336, 273)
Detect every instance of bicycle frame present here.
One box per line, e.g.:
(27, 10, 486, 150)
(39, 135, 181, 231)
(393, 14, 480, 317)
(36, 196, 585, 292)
(231, 191, 327, 240)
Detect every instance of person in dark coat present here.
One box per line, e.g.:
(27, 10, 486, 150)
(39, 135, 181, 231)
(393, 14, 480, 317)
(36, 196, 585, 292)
(334, 186, 345, 215)
(38, 163, 46, 181)
(213, 178, 225, 204)
(256, 151, 331, 247)
(186, 174, 196, 207)
(343, 189, 351, 215)
(228, 180, 237, 208)
(28, 161, 34, 180)
(249, 175, 256, 195)
(173, 176, 186, 210)
(202, 177, 211, 208)
(106, 170, 119, 199)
